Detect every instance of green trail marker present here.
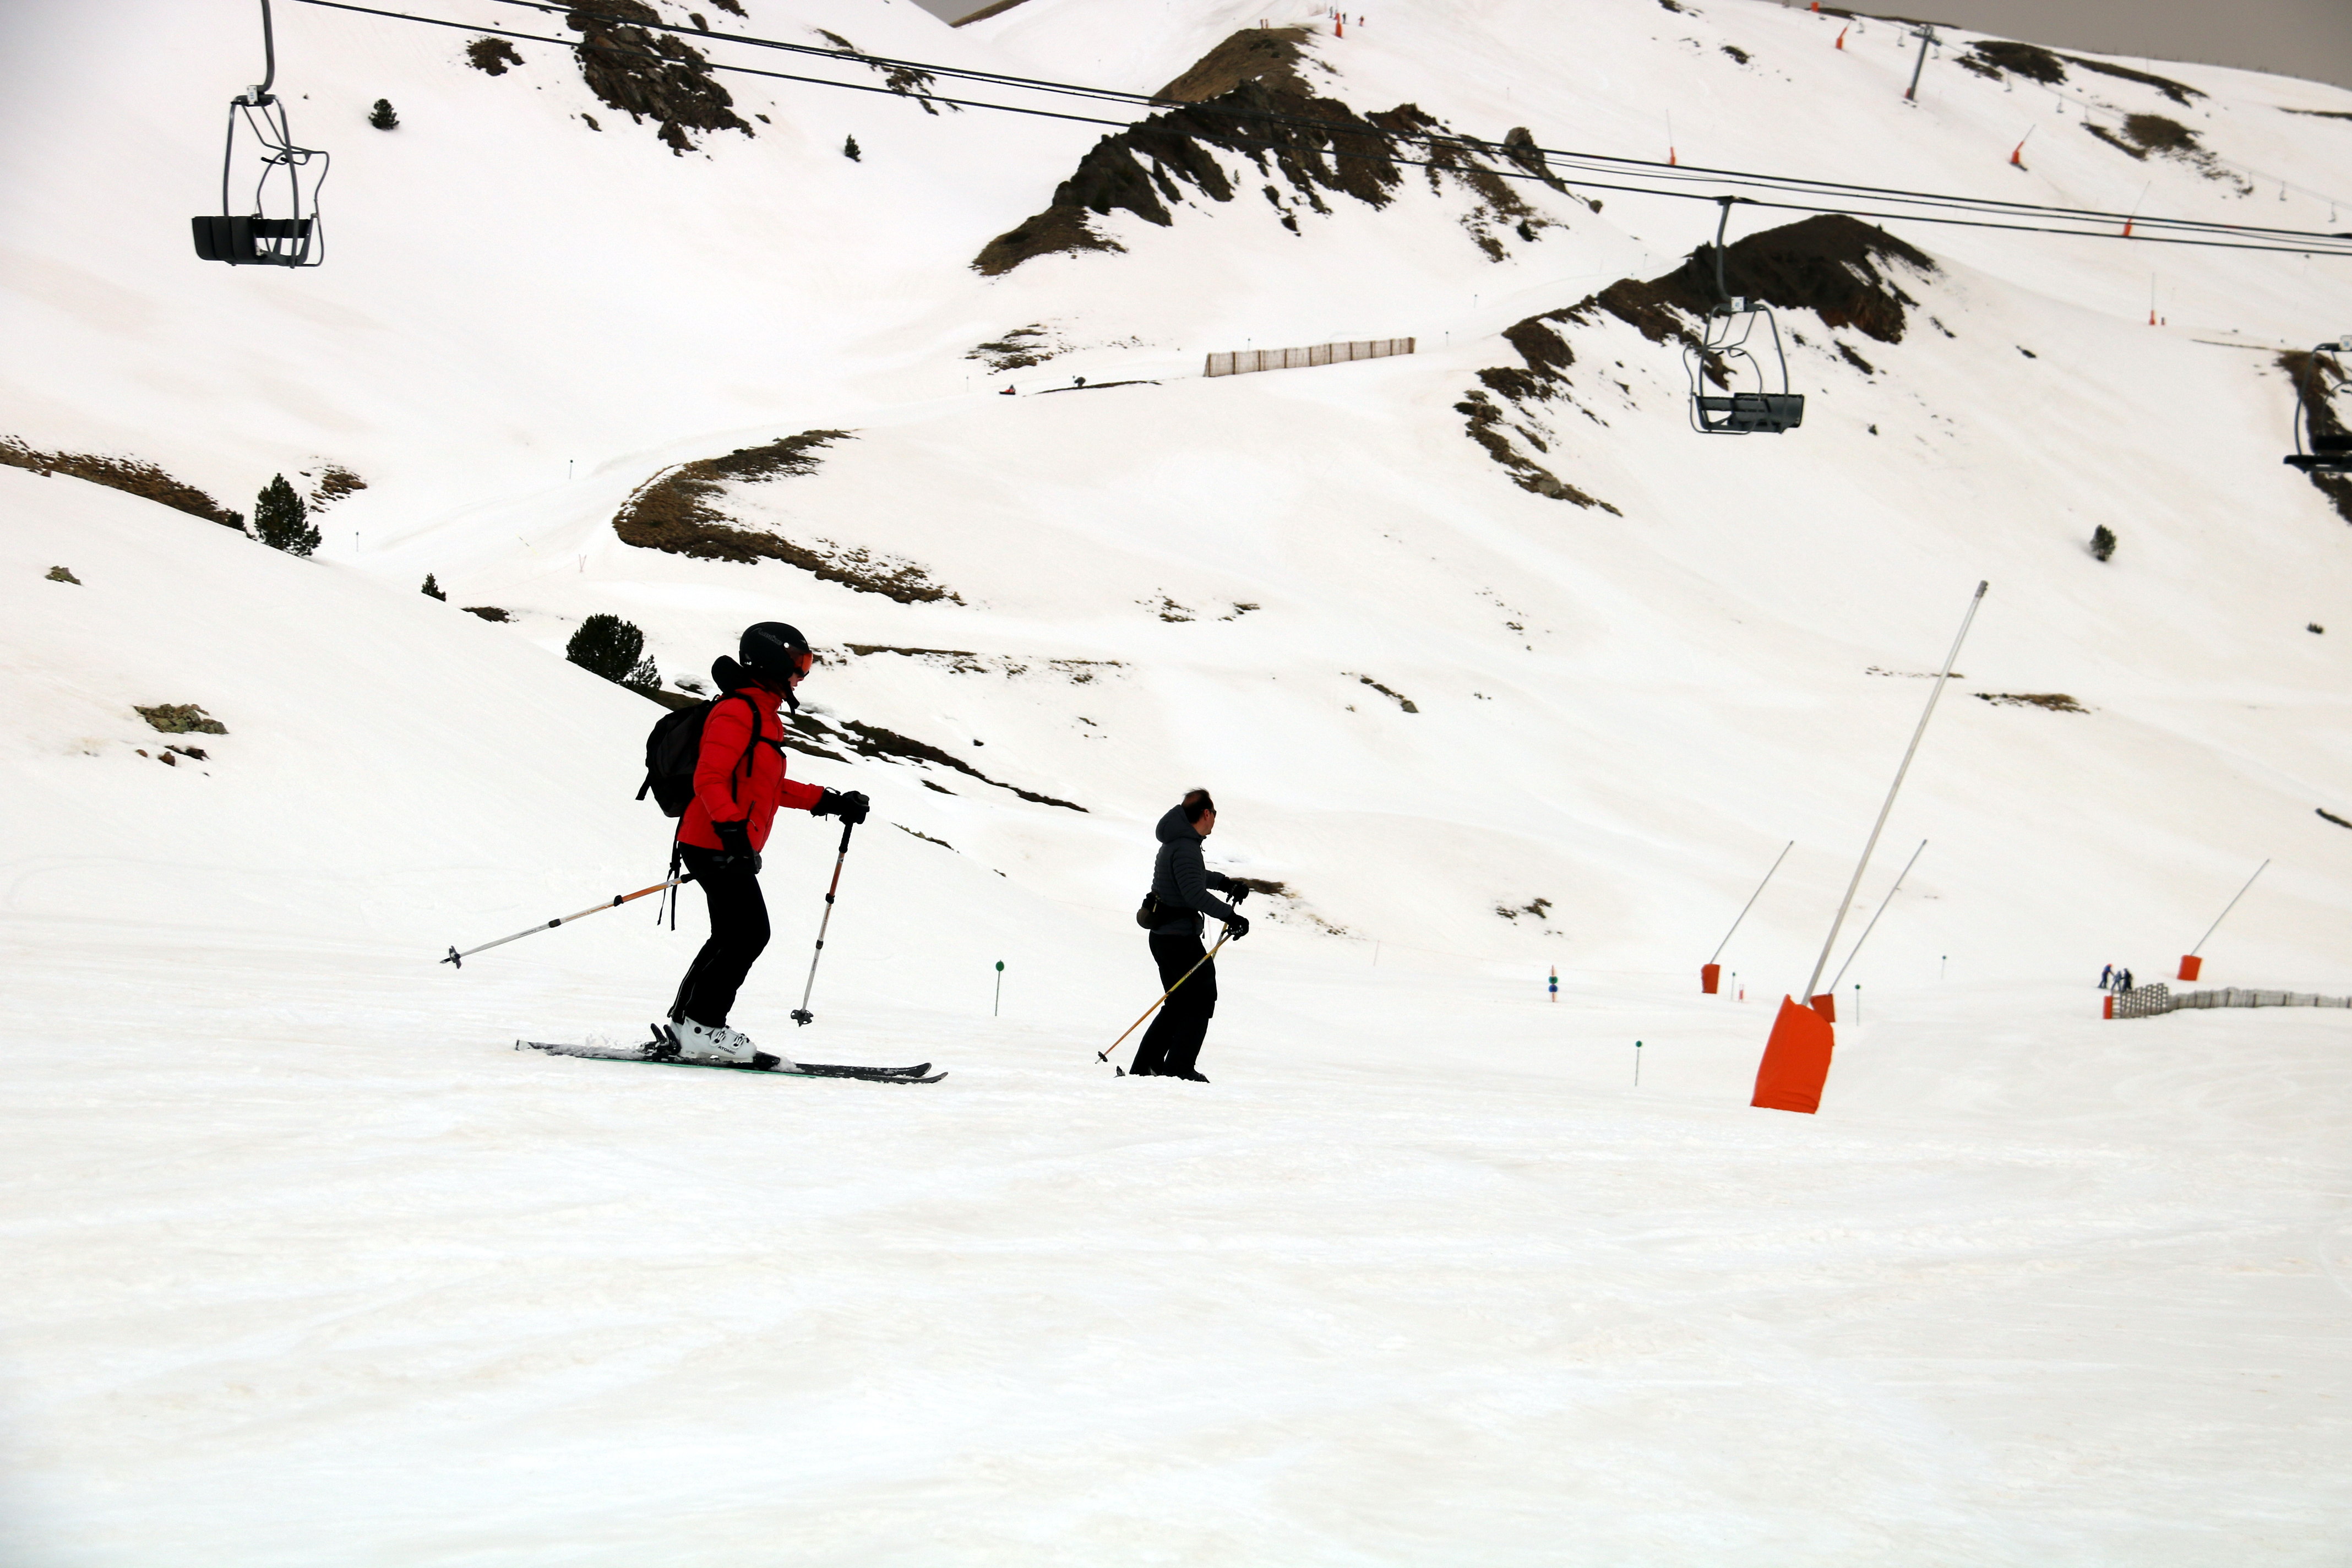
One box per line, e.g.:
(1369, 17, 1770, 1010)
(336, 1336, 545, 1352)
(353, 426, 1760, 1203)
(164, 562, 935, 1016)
(994, 960, 1004, 1016)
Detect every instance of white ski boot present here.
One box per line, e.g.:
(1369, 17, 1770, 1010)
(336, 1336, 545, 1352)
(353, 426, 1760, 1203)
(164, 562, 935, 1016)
(661, 1017, 787, 1068)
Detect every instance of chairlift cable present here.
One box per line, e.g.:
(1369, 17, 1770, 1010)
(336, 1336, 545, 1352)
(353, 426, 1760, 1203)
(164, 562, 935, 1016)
(469, 0, 2352, 252)
(285, 0, 2352, 257)
(494, 0, 2352, 246)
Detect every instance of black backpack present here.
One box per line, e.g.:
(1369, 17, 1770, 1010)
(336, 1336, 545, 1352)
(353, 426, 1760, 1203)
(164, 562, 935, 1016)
(638, 692, 774, 818)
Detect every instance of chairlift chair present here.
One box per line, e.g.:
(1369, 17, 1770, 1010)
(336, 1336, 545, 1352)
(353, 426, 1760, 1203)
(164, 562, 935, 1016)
(1685, 199, 1804, 435)
(192, 0, 327, 267)
(2284, 339, 2352, 473)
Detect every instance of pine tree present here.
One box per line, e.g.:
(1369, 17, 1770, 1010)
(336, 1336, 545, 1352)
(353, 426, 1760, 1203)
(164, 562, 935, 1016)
(369, 99, 399, 130)
(567, 614, 660, 692)
(843, 134, 862, 161)
(252, 475, 320, 556)
(2089, 524, 2117, 563)
(421, 573, 446, 600)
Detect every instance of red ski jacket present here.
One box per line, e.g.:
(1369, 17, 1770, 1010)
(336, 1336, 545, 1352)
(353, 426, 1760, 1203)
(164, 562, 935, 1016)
(678, 683, 824, 852)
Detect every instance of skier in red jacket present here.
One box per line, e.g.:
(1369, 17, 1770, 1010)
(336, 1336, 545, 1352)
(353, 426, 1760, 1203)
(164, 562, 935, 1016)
(661, 622, 867, 1064)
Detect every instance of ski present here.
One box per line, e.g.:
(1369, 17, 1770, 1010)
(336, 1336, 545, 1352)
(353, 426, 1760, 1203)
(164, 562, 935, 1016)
(517, 1040, 944, 1082)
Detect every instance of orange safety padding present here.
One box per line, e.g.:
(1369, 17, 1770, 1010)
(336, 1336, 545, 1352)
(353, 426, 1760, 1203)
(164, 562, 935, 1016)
(1809, 992, 1836, 1023)
(1752, 995, 1836, 1114)
(2177, 954, 2202, 982)
(1701, 962, 1722, 994)
(2103, 993, 2114, 1019)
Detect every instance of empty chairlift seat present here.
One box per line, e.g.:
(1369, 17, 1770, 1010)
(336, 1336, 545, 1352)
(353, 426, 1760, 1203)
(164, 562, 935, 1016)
(190, 215, 315, 266)
(1695, 390, 1806, 434)
(2284, 337, 2350, 472)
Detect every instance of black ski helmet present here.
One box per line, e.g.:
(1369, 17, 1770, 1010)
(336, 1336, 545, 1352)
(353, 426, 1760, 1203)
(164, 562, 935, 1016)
(739, 622, 812, 707)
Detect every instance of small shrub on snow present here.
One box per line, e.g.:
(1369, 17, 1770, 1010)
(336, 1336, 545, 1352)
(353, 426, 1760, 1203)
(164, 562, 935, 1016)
(843, 134, 862, 161)
(2089, 524, 2117, 562)
(567, 613, 660, 692)
(421, 573, 447, 600)
(369, 99, 399, 130)
(46, 565, 80, 584)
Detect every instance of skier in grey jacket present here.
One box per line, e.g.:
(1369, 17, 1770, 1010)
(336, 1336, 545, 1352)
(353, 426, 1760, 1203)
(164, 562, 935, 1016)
(1132, 788, 1248, 1080)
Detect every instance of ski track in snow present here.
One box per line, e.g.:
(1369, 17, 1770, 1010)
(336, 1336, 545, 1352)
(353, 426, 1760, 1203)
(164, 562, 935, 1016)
(3, 0, 2352, 1558)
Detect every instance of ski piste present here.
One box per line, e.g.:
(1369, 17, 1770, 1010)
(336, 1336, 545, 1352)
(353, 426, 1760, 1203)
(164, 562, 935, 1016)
(518, 1040, 945, 1082)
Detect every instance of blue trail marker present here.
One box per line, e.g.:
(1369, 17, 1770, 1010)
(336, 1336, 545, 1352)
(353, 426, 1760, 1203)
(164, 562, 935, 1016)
(1549, 965, 1558, 1003)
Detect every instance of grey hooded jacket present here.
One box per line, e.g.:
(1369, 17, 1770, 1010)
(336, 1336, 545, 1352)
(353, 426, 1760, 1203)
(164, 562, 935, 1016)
(1150, 804, 1241, 937)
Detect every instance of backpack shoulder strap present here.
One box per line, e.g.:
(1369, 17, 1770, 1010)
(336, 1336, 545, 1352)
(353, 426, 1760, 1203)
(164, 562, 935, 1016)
(727, 690, 764, 802)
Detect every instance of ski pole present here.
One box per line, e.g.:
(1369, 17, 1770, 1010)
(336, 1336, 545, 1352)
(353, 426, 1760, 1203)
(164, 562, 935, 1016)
(440, 875, 692, 967)
(1097, 929, 1231, 1064)
(790, 820, 856, 1026)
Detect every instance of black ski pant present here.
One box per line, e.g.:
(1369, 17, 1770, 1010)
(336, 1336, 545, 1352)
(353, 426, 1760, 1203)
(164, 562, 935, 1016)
(1131, 932, 1216, 1077)
(669, 842, 769, 1028)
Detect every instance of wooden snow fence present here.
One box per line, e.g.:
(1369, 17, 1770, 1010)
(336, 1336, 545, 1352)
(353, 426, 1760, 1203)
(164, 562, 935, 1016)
(1204, 338, 1415, 378)
(2114, 982, 2352, 1018)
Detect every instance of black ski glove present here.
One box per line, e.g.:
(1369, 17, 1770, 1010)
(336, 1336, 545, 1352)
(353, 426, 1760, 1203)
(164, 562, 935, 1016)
(813, 787, 871, 825)
(1227, 883, 1251, 906)
(711, 819, 761, 875)
(1223, 913, 1251, 940)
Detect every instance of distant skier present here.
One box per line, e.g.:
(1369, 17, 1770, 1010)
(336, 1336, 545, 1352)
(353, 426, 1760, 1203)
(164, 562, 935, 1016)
(1131, 788, 1249, 1081)
(660, 622, 867, 1065)
(2099, 963, 2114, 989)
(2119, 966, 2133, 993)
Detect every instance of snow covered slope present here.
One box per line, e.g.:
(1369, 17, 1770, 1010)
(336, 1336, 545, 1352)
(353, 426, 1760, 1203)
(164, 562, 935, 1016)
(3, 0, 2352, 1559)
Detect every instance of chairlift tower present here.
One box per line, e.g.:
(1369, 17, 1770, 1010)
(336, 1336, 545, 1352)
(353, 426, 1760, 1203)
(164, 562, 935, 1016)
(1903, 24, 1940, 104)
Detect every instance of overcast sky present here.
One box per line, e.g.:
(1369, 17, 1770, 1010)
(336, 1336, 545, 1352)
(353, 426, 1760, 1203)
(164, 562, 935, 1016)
(908, 0, 2352, 95)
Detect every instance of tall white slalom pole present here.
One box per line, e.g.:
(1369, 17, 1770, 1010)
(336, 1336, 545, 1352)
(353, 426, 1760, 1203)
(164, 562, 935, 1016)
(1801, 582, 1985, 1004)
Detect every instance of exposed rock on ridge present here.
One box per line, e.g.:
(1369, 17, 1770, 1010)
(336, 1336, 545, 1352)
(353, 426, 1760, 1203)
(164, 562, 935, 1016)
(975, 29, 1570, 274)
(566, 1, 751, 153)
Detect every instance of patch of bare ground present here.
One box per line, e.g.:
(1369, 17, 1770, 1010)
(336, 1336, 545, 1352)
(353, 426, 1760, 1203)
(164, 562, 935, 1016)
(1458, 215, 1929, 507)
(974, 29, 1564, 274)
(303, 465, 366, 508)
(613, 432, 962, 603)
(814, 30, 955, 114)
(1961, 40, 2201, 105)
(1344, 673, 1419, 712)
(2082, 113, 2246, 187)
(2280, 349, 2352, 524)
(826, 718, 1084, 810)
(2, 437, 246, 529)
(2284, 108, 2352, 122)
(968, 324, 1059, 371)
(1976, 692, 2088, 712)
(843, 645, 1123, 682)
(564, 1, 750, 153)
(466, 37, 523, 75)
